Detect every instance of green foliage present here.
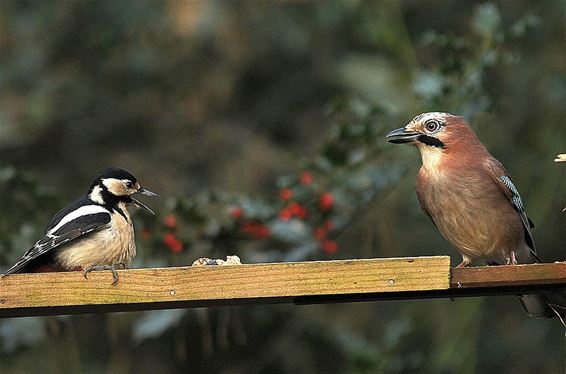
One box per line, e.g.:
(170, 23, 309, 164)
(0, 166, 62, 265)
(0, 1, 565, 373)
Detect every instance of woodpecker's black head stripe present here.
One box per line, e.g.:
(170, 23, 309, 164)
(418, 135, 445, 148)
(88, 168, 138, 200)
(113, 204, 129, 221)
(96, 167, 137, 183)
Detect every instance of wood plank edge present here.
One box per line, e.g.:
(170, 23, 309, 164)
(2, 283, 565, 319)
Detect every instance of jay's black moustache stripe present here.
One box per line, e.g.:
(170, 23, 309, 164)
(418, 135, 445, 148)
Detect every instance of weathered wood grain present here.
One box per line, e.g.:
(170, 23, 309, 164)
(1, 258, 564, 318)
(0, 256, 450, 317)
(451, 262, 566, 288)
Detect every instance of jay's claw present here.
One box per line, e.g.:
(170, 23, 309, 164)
(505, 251, 518, 265)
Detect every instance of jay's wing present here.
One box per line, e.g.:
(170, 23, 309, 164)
(483, 159, 566, 319)
(2, 210, 111, 275)
(484, 159, 538, 260)
(418, 200, 438, 229)
(415, 176, 439, 229)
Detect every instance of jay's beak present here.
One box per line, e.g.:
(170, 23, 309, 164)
(386, 127, 420, 144)
(132, 187, 159, 215)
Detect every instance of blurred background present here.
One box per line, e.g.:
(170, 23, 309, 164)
(0, 1, 565, 373)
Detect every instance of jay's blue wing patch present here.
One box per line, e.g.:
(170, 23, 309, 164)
(499, 175, 535, 228)
(500, 176, 524, 211)
(495, 174, 538, 259)
(2, 212, 111, 275)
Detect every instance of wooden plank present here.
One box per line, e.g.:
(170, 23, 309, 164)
(0, 256, 450, 318)
(293, 262, 566, 305)
(451, 262, 566, 288)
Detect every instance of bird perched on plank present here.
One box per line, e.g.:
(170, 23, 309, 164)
(387, 112, 565, 319)
(2, 167, 158, 284)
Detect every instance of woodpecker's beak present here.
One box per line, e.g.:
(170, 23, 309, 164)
(386, 127, 420, 144)
(132, 188, 159, 215)
(138, 188, 159, 198)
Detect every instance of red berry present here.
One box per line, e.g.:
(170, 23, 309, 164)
(279, 208, 292, 221)
(289, 202, 301, 216)
(241, 222, 271, 239)
(231, 207, 244, 219)
(288, 202, 308, 219)
(164, 232, 176, 244)
(253, 224, 271, 239)
(297, 205, 308, 219)
(241, 222, 254, 234)
(322, 239, 338, 254)
(319, 192, 334, 212)
(279, 188, 293, 201)
(299, 171, 313, 185)
(314, 227, 327, 240)
(164, 214, 177, 229)
(172, 241, 183, 253)
(164, 233, 183, 253)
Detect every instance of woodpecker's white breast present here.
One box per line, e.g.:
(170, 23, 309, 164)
(54, 202, 136, 269)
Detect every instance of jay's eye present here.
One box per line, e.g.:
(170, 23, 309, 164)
(425, 120, 441, 132)
(125, 181, 133, 189)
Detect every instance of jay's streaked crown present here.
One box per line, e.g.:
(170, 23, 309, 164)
(386, 112, 471, 149)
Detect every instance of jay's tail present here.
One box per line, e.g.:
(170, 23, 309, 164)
(519, 293, 566, 322)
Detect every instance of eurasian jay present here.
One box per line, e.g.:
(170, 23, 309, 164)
(387, 112, 564, 319)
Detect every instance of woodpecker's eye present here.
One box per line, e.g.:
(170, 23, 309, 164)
(425, 120, 441, 132)
(125, 181, 133, 189)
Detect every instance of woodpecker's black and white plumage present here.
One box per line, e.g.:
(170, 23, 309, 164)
(2, 167, 158, 284)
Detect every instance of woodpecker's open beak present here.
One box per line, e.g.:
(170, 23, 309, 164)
(138, 188, 159, 198)
(386, 127, 420, 144)
(132, 188, 159, 215)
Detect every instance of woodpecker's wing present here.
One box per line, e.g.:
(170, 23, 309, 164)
(2, 201, 111, 275)
(484, 159, 538, 259)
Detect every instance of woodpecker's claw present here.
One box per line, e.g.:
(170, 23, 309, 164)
(83, 262, 126, 285)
